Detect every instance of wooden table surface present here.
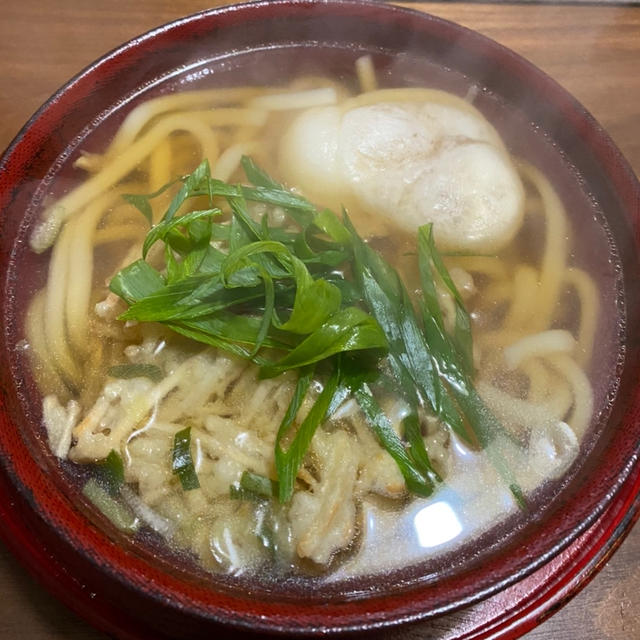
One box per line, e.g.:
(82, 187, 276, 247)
(0, 1, 638, 639)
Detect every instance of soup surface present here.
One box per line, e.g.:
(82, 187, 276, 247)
(23, 57, 617, 581)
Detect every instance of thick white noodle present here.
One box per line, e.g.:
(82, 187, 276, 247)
(545, 353, 594, 437)
(64, 192, 120, 355)
(44, 223, 82, 384)
(212, 141, 262, 182)
(504, 330, 576, 370)
(355, 55, 378, 93)
(504, 265, 539, 331)
(107, 87, 267, 157)
(25, 290, 68, 398)
(247, 87, 338, 111)
(564, 267, 599, 365)
(518, 162, 568, 331)
(30, 110, 269, 252)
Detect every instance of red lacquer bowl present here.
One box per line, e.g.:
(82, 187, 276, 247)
(0, 1, 639, 638)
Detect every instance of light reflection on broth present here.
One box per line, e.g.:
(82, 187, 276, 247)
(23, 57, 612, 580)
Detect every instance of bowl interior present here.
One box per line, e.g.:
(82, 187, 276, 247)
(1, 0, 639, 634)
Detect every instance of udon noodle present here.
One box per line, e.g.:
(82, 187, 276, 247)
(25, 58, 599, 577)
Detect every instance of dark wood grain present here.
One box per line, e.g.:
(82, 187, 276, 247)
(0, 2, 638, 639)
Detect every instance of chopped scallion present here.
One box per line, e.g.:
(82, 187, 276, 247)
(95, 449, 125, 495)
(172, 427, 200, 491)
(82, 478, 138, 533)
(230, 470, 277, 501)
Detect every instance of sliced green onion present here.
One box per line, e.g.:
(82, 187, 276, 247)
(230, 470, 277, 501)
(82, 478, 139, 533)
(172, 427, 200, 491)
(275, 364, 339, 503)
(95, 449, 125, 495)
(418, 223, 473, 376)
(109, 259, 164, 305)
(353, 383, 435, 497)
(122, 178, 182, 225)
